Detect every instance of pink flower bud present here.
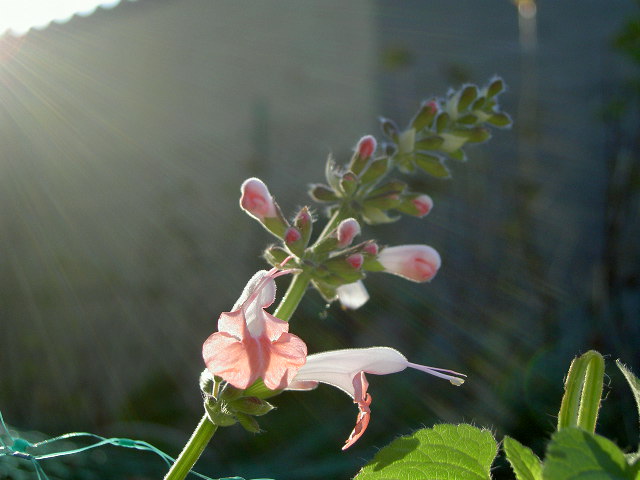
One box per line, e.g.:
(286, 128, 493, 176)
(356, 135, 377, 159)
(285, 227, 301, 245)
(337, 218, 360, 248)
(363, 242, 379, 256)
(240, 177, 277, 220)
(346, 254, 364, 270)
(412, 195, 433, 217)
(426, 100, 438, 114)
(377, 245, 441, 282)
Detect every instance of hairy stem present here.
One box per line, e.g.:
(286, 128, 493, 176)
(164, 414, 218, 480)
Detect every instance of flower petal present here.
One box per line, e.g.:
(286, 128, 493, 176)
(203, 332, 262, 390)
(342, 371, 372, 450)
(337, 281, 370, 310)
(261, 332, 308, 390)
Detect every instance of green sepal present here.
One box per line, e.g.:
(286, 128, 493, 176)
(361, 205, 400, 225)
(379, 116, 399, 141)
(457, 84, 479, 112)
(199, 369, 215, 396)
(284, 227, 305, 257)
(397, 128, 416, 155)
(312, 234, 339, 255)
(394, 193, 428, 217)
(229, 397, 275, 416)
(359, 156, 391, 185)
(415, 135, 444, 151)
(448, 149, 467, 162)
(205, 399, 237, 427)
(323, 255, 365, 283)
(325, 156, 342, 192)
(368, 180, 407, 198)
(363, 257, 384, 272)
(362, 195, 401, 210)
(293, 206, 313, 248)
(487, 112, 512, 128)
(457, 113, 478, 125)
(411, 100, 438, 131)
(243, 379, 283, 400)
(236, 412, 261, 433)
(435, 112, 450, 132)
(311, 279, 338, 303)
(486, 77, 505, 98)
(263, 245, 291, 267)
(309, 183, 338, 202)
(339, 171, 359, 197)
(414, 153, 451, 178)
(472, 96, 486, 110)
(454, 126, 491, 143)
(219, 384, 245, 402)
(262, 213, 288, 239)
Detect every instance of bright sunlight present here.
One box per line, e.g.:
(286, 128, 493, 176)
(0, 0, 126, 36)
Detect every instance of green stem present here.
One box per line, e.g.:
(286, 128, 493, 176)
(273, 270, 312, 321)
(164, 415, 218, 480)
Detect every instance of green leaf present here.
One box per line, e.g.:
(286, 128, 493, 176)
(542, 428, 634, 480)
(503, 436, 542, 480)
(354, 424, 497, 480)
(616, 360, 640, 434)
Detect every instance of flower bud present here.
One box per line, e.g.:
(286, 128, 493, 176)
(339, 171, 359, 197)
(396, 194, 433, 218)
(377, 244, 441, 282)
(357, 135, 377, 159)
(411, 100, 438, 131)
(362, 242, 379, 256)
(337, 218, 360, 248)
(240, 177, 277, 220)
(240, 177, 289, 237)
(359, 156, 391, 185)
(379, 116, 399, 141)
(284, 227, 304, 256)
(336, 281, 370, 310)
(346, 254, 364, 270)
(294, 206, 313, 247)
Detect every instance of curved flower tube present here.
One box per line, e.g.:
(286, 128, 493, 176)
(287, 347, 464, 449)
(203, 268, 307, 390)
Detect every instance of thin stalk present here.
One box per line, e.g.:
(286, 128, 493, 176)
(163, 415, 217, 480)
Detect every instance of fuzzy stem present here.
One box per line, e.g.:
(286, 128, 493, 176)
(163, 415, 218, 480)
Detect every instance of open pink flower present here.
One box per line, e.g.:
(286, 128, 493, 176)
(240, 177, 278, 221)
(378, 244, 441, 282)
(287, 347, 464, 449)
(203, 268, 307, 390)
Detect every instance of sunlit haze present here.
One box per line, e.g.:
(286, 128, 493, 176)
(0, 0, 125, 36)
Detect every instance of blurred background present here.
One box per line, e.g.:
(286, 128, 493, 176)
(1, 1, 639, 479)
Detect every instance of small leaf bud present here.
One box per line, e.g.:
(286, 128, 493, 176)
(411, 100, 438, 131)
(379, 116, 399, 141)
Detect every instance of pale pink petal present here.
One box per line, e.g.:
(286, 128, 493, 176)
(240, 178, 277, 220)
(342, 371, 372, 450)
(261, 311, 293, 341)
(203, 332, 262, 390)
(261, 332, 308, 390)
(377, 245, 441, 282)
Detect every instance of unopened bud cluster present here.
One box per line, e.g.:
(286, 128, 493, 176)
(200, 369, 276, 433)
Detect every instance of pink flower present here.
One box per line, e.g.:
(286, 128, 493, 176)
(412, 194, 433, 217)
(336, 218, 361, 248)
(356, 135, 377, 159)
(287, 347, 464, 449)
(203, 268, 307, 390)
(240, 178, 278, 221)
(377, 244, 441, 282)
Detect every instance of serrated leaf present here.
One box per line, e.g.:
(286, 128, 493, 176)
(504, 436, 542, 480)
(543, 428, 634, 480)
(354, 424, 497, 480)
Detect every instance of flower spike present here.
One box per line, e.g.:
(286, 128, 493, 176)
(203, 268, 307, 390)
